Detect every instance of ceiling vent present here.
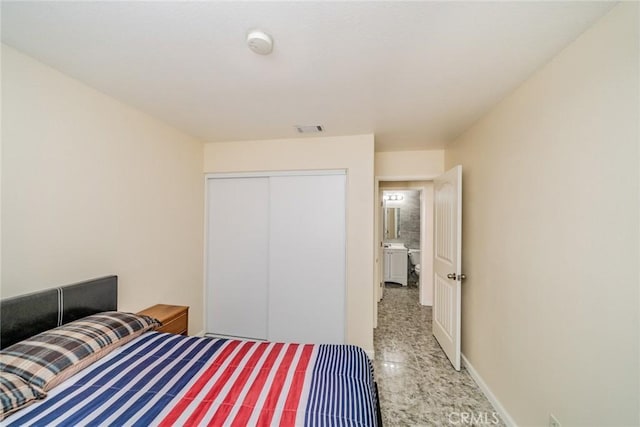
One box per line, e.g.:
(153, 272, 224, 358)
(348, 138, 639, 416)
(295, 125, 324, 134)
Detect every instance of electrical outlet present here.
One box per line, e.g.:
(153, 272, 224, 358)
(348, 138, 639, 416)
(549, 414, 562, 427)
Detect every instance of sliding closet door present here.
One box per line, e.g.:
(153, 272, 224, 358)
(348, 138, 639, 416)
(206, 178, 269, 340)
(268, 173, 346, 344)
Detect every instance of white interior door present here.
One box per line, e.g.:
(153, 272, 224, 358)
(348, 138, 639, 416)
(433, 165, 463, 370)
(268, 173, 346, 344)
(206, 177, 269, 340)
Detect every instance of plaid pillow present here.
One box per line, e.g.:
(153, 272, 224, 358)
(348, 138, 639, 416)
(0, 372, 46, 420)
(0, 311, 159, 392)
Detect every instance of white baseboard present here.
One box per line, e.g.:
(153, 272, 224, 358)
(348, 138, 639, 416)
(461, 353, 517, 427)
(194, 330, 205, 337)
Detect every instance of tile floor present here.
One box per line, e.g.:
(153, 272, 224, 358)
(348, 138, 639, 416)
(373, 284, 504, 427)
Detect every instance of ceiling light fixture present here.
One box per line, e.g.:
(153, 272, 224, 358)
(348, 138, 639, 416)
(383, 194, 404, 202)
(247, 30, 273, 55)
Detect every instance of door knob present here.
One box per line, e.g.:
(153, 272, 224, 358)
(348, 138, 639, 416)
(458, 274, 466, 281)
(447, 273, 456, 279)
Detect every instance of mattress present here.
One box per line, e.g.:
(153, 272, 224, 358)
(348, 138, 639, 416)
(3, 332, 378, 426)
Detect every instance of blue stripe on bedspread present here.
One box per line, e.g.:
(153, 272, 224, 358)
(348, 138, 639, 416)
(6, 333, 227, 426)
(4, 333, 377, 427)
(305, 345, 377, 427)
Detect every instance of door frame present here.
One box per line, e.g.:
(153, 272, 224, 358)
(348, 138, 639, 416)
(373, 175, 438, 327)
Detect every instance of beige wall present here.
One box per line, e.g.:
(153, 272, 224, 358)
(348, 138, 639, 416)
(1, 45, 205, 334)
(204, 134, 375, 354)
(445, 4, 639, 426)
(375, 150, 444, 179)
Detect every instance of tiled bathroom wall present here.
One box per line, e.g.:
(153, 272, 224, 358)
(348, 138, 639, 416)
(384, 190, 420, 250)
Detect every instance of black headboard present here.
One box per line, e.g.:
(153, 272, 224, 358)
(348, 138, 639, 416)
(1, 275, 117, 349)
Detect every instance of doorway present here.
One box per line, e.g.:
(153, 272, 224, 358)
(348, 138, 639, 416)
(382, 188, 419, 288)
(374, 179, 434, 326)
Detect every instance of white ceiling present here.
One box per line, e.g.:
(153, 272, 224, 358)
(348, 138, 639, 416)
(1, 1, 614, 151)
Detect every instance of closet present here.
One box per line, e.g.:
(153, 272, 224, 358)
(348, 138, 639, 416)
(205, 170, 346, 344)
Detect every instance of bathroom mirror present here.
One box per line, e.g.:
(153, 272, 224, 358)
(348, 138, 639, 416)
(384, 208, 401, 239)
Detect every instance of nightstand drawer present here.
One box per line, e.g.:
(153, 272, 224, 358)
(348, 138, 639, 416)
(138, 304, 189, 336)
(159, 312, 188, 335)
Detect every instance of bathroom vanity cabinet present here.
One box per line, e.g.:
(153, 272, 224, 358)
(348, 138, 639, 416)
(384, 247, 408, 286)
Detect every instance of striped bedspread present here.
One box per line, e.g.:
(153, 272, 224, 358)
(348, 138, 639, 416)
(4, 332, 378, 426)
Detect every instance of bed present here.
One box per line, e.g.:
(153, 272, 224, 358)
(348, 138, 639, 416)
(0, 276, 381, 426)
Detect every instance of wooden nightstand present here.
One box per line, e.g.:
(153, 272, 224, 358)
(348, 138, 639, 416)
(138, 304, 189, 336)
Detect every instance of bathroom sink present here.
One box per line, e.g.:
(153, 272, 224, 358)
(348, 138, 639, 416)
(383, 243, 406, 249)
